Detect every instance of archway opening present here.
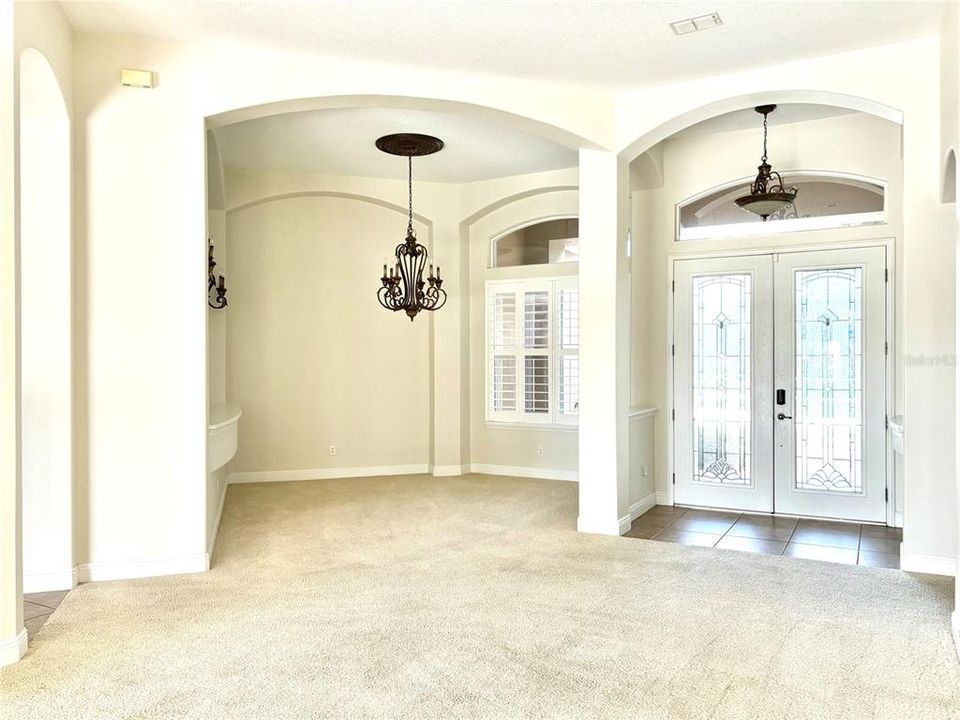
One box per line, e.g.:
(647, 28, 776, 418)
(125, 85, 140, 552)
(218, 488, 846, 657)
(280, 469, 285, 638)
(18, 48, 73, 604)
(203, 99, 585, 561)
(622, 100, 904, 566)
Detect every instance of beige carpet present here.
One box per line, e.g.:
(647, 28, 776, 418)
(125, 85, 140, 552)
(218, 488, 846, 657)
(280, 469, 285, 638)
(2, 474, 958, 719)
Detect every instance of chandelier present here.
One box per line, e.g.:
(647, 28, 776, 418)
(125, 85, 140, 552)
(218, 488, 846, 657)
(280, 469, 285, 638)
(735, 104, 798, 221)
(376, 133, 447, 321)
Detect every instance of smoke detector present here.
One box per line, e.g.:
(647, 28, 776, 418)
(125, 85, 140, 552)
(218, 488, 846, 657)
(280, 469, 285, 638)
(670, 12, 723, 36)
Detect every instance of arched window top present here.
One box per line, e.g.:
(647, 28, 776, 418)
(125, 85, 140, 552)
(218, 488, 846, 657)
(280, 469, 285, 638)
(677, 172, 886, 241)
(491, 217, 578, 268)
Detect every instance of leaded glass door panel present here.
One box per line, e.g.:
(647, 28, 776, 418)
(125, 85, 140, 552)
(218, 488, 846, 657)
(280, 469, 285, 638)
(674, 256, 775, 512)
(773, 247, 887, 522)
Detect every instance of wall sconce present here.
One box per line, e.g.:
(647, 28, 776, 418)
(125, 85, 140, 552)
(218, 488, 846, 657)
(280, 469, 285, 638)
(208, 242, 227, 309)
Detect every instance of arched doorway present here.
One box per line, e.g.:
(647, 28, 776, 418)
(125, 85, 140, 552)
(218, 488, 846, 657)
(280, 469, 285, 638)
(19, 48, 73, 601)
(203, 98, 593, 557)
(621, 97, 908, 566)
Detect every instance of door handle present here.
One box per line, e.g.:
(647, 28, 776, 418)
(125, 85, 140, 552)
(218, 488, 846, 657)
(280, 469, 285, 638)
(777, 413, 793, 420)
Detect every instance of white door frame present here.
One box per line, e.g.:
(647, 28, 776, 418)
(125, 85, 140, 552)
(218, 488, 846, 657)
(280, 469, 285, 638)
(665, 238, 897, 526)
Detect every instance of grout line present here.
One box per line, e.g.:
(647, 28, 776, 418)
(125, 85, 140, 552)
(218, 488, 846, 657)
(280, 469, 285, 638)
(28, 600, 63, 611)
(711, 513, 740, 548)
(650, 513, 680, 540)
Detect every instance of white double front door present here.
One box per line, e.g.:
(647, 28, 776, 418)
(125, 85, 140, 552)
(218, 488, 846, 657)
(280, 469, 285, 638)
(673, 247, 887, 522)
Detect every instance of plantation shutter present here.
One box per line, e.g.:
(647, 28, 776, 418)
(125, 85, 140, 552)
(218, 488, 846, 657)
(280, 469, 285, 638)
(486, 278, 578, 426)
(489, 291, 518, 414)
(557, 282, 579, 423)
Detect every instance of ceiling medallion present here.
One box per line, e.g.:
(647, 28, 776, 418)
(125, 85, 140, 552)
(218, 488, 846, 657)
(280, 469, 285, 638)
(734, 105, 799, 221)
(376, 134, 447, 321)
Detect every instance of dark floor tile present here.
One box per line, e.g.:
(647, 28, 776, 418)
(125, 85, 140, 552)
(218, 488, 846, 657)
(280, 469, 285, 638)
(726, 515, 798, 542)
(24, 601, 52, 621)
(671, 510, 739, 534)
(860, 524, 902, 540)
(652, 527, 721, 547)
(630, 513, 679, 531)
(796, 518, 861, 531)
(715, 535, 787, 556)
(859, 535, 901, 554)
(783, 542, 858, 565)
(790, 519, 860, 549)
(24, 590, 69, 610)
(24, 611, 51, 640)
(624, 524, 660, 539)
(858, 550, 901, 569)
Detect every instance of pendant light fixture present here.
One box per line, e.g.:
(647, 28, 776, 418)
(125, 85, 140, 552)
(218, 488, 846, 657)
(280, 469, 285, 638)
(735, 104, 798, 221)
(376, 133, 447, 321)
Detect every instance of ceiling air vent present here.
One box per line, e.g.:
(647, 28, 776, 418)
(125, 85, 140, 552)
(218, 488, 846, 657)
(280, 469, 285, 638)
(670, 12, 723, 36)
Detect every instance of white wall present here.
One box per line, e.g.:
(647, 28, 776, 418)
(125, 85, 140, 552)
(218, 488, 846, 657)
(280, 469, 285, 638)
(207, 131, 227, 406)
(940, 3, 960, 623)
(463, 171, 579, 478)
(73, 33, 208, 578)
(0, 0, 21, 665)
(210, 167, 581, 489)
(225, 194, 432, 475)
(631, 111, 904, 516)
(628, 410, 657, 511)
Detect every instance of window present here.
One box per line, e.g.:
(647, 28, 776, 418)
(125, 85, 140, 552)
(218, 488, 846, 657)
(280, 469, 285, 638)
(487, 278, 578, 426)
(491, 218, 579, 268)
(677, 173, 886, 241)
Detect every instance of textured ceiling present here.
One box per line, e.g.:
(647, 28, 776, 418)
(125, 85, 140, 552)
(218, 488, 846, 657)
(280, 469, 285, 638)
(60, 1, 943, 90)
(212, 107, 578, 181)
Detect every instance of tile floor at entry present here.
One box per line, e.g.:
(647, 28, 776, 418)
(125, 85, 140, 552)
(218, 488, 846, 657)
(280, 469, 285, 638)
(23, 590, 69, 640)
(626, 505, 902, 569)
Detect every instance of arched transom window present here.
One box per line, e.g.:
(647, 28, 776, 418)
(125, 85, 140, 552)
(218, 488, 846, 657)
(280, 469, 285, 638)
(677, 172, 886, 241)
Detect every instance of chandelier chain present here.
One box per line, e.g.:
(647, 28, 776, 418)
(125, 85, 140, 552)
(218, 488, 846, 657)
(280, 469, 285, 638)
(761, 110, 769, 164)
(407, 155, 414, 236)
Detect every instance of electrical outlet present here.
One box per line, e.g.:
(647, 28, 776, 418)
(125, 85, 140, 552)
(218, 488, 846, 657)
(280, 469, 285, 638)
(329, 445, 337, 456)
(537, 446, 544, 457)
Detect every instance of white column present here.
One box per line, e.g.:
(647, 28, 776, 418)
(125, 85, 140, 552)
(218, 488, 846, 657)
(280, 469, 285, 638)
(0, 0, 26, 667)
(577, 149, 630, 535)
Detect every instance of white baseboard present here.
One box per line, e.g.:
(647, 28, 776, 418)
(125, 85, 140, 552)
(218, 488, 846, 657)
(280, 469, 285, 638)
(430, 465, 464, 477)
(207, 480, 229, 560)
(228, 464, 430, 484)
(577, 514, 621, 536)
(0, 628, 27, 667)
(77, 553, 209, 583)
(23, 566, 77, 594)
(894, 511, 904, 528)
(469, 463, 577, 482)
(618, 513, 632, 535)
(900, 547, 956, 576)
(628, 492, 657, 521)
(655, 491, 671, 505)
